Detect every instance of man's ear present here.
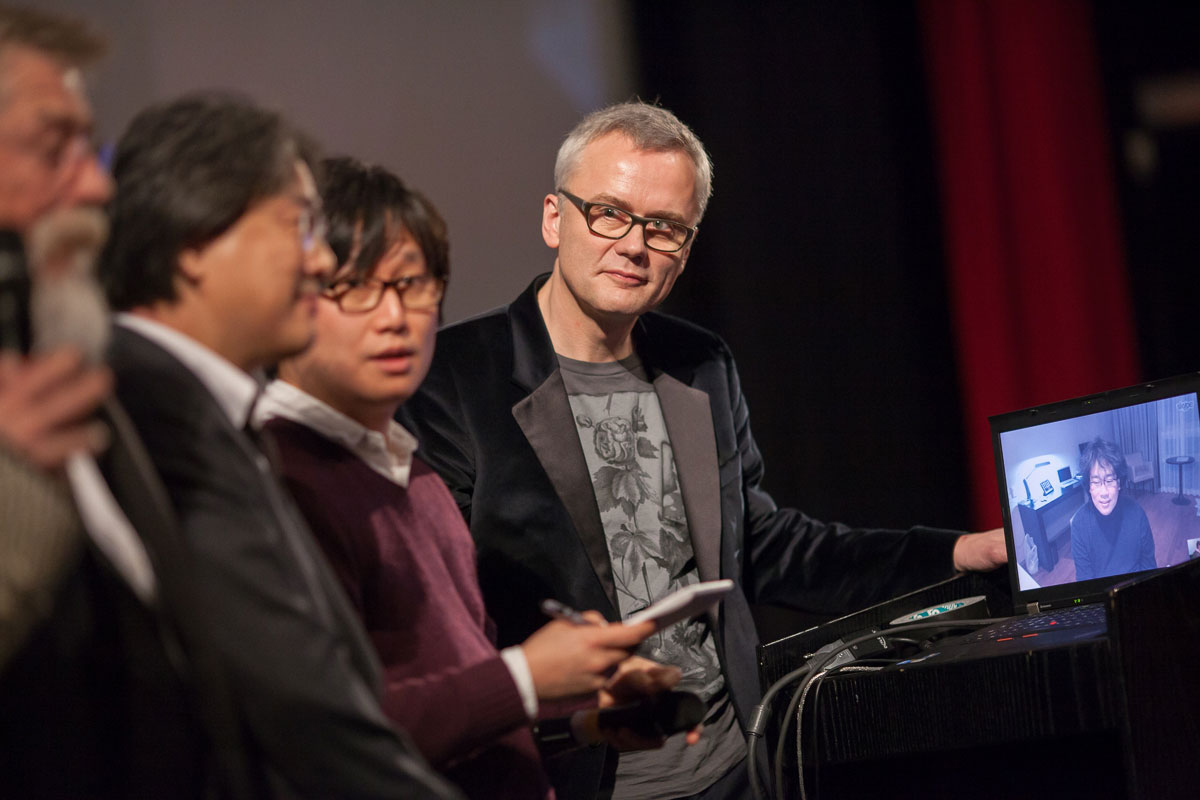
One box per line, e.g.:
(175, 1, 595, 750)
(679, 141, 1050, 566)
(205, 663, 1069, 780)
(541, 193, 561, 249)
(176, 246, 206, 286)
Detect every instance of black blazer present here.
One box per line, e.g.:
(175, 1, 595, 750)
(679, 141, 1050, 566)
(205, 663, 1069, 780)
(406, 275, 963, 798)
(0, 543, 217, 799)
(0, 397, 244, 799)
(109, 325, 459, 800)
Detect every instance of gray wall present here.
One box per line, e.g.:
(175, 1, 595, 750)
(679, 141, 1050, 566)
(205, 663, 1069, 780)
(37, 0, 634, 322)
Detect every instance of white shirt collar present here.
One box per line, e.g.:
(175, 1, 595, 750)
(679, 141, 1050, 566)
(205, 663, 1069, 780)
(253, 379, 418, 488)
(115, 313, 261, 429)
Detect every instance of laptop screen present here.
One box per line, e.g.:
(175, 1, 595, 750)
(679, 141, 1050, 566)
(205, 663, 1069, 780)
(990, 374, 1200, 611)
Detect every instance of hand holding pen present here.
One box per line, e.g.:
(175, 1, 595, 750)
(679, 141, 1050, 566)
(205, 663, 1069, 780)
(540, 598, 593, 625)
(534, 598, 697, 748)
(518, 599, 656, 700)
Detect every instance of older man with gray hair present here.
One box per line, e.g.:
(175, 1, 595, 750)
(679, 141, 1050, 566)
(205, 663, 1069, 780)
(0, 6, 114, 653)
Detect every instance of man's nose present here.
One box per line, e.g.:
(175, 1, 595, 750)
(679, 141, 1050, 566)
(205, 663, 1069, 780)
(306, 237, 336, 283)
(374, 282, 411, 330)
(615, 221, 648, 258)
(62, 153, 113, 209)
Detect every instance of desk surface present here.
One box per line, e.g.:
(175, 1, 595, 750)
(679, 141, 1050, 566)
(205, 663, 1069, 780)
(1021, 477, 1083, 511)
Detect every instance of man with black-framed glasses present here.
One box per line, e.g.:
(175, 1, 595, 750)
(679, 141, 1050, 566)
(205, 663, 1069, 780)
(555, 188, 697, 254)
(407, 101, 1007, 799)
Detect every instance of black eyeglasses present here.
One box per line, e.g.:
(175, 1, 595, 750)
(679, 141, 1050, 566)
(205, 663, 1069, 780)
(557, 189, 697, 253)
(322, 274, 445, 313)
(1088, 475, 1120, 490)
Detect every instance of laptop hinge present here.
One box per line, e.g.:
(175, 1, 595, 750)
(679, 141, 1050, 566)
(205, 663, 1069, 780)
(1025, 602, 1042, 615)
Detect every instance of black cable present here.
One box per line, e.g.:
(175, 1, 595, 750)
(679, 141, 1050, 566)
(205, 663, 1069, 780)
(752, 615, 1007, 800)
(790, 618, 1002, 798)
(746, 662, 811, 800)
(886, 636, 922, 647)
(780, 659, 892, 799)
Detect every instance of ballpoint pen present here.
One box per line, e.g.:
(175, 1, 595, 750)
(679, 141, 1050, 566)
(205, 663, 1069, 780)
(540, 598, 591, 625)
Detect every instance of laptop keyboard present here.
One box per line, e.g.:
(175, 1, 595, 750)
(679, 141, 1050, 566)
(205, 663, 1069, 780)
(958, 604, 1107, 644)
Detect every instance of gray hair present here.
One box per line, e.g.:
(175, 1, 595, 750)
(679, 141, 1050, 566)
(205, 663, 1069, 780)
(0, 6, 105, 64)
(0, 5, 105, 108)
(553, 101, 713, 221)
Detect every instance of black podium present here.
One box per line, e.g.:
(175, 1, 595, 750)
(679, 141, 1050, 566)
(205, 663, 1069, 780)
(757, 559, 1200, 799)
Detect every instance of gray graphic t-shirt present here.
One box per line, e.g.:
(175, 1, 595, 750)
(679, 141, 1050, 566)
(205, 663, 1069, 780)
(559, 353, 746, 798)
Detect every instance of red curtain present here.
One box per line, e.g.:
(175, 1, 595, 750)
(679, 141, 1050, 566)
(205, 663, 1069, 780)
(919, 0, 1141, 529)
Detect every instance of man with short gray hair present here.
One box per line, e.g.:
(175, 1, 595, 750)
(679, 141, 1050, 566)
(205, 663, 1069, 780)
(408, 100, 1007, 798)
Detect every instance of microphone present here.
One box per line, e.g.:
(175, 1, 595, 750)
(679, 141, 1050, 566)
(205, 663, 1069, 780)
(536, 690, 706, 747)
(0, 230, 32, 354)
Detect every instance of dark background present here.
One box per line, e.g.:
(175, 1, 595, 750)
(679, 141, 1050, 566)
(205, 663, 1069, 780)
(1095, 1, 1200, 382)
(632, 0, 1200, 542)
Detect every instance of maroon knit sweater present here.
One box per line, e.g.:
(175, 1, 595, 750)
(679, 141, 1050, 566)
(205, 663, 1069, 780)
(265, 418, 554, 800)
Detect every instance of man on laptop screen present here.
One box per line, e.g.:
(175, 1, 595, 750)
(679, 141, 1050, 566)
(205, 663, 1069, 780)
(1070, 438, 1156, 582)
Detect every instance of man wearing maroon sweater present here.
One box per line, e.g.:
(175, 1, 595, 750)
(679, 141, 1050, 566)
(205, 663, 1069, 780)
(258, 158, 684, 799)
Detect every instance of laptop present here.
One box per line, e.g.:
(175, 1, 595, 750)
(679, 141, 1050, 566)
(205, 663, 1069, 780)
(899, 373, 1200, 664)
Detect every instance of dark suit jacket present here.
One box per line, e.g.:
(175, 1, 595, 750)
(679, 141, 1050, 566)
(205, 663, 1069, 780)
(109, 325, 459, 800)
(405, 274, 963, 798)
(0, 543, 214, 799)
(0, 398, 245, 799)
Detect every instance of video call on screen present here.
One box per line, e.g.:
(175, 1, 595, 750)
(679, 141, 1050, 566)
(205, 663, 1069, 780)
(999, 392, 1200, 590)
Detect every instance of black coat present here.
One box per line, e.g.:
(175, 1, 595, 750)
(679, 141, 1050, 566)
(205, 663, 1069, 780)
(406, 274, 963, 799)
(0, 397, 246, 799)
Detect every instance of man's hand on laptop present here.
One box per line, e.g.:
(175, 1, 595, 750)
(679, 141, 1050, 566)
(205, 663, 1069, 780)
(952, 528, 1008, 572)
